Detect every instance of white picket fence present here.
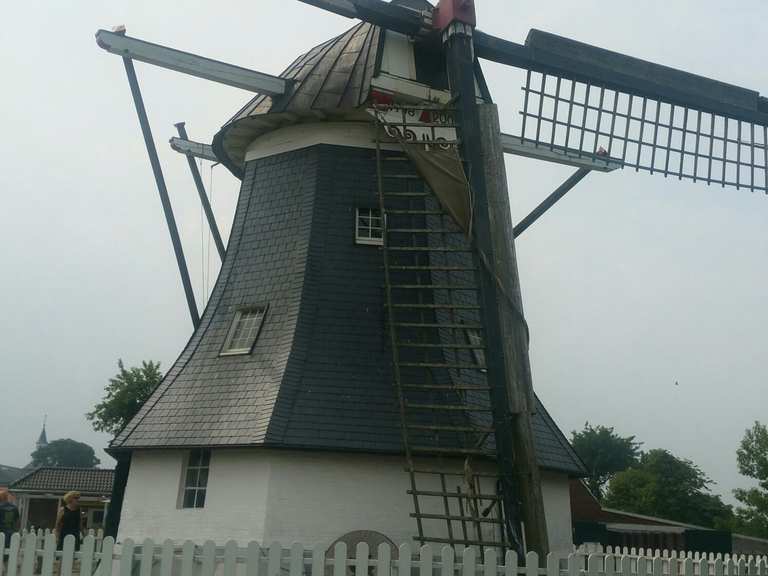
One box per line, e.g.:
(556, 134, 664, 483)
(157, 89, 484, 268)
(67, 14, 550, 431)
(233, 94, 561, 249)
(1, 532, 767, 576)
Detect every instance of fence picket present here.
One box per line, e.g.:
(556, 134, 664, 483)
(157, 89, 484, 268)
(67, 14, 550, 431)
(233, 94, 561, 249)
(419, 545, 432, 576)
(268, 542, 283, 576)
(654, 556, 664, 576)
(6, 533, 21, 576)
(545, 554, 558, 576)
(224, 540, 239, 576)
(588, 553, 601, 576)
(441, 546, 454, 576)
(81, 534, 96, 576)
(355, 543, 370, 576)
(117, 539, 135, 576)
(331, 542, 346, 576)
(527, 552, 539, 576)
(399, 544, 412, 576)
(290, 543, 304, 576)
(60, 535, 76, 576)
(159, 540, 174, 576)
(39, 533, 55, 576)
(506, 551, 518, 576)
(702, 555, 711, 576)
(246, 541, 262, 576)
(99, 537, 116, 576)
(485, 548, 497, 576)
(201, 540, 216, 576)
(569, 554, 581, 576)
(377, 543, 392, 576)
(140, 538, 155, 576)
(462, 547, 476, 576)
(740, 559, 748, 576)
(20, 531, 35, 576)
(180, 541, 195, 576)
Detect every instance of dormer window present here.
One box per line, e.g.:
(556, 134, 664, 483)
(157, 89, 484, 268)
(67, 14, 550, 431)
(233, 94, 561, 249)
(356, 208, 384, 246)
(220, 306, 267, 356)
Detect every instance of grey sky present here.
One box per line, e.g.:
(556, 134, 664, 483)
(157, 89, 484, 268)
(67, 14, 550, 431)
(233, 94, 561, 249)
(1, 1, 765, 507)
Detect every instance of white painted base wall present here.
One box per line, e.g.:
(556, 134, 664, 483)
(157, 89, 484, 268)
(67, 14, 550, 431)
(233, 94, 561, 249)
(118, 449, 573, 555)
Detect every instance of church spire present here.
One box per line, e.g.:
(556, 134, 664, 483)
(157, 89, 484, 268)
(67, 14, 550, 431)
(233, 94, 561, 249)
(36, 415, 48, 450)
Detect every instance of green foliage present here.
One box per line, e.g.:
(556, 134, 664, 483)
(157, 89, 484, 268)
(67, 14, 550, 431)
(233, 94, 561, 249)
(31, 439, 100, 468)
(733, 421, 768, 538)
(571, 423, 641, 499)
(86, 360, 162, 437)
(604, 449, 734, 528)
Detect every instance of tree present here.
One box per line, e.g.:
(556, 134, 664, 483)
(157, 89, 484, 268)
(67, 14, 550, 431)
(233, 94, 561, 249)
(733, 421, 768, 537)
(571, 423, 641, 499)
(604, 449, 734, 528)
(31, 439, 100, 468)
(86, 360, 162, 437)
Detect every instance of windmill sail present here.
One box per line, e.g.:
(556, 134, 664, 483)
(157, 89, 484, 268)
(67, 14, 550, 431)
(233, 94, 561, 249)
(499, 30, 768, 192)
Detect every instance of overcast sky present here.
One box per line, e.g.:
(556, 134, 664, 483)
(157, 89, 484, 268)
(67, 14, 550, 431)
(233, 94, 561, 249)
(1, 0, 765, 506)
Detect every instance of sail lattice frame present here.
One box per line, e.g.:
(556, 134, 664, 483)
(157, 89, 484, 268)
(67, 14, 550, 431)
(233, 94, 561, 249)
(516, 71, 768, 193)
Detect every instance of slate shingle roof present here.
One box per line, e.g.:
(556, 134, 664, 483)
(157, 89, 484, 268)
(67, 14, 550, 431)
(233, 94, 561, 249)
(111, 145, 586, 477)
(10, 468, 114, 496)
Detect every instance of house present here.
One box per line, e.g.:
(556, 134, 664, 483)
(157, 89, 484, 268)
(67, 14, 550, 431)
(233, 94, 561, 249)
(106, 0, 587, 554)
(10, 467, 113, 532)
(570, 479, 768, 556)
(0, 465, 23, 491)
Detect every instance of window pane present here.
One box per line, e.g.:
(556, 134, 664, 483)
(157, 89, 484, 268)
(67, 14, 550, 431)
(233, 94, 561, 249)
(195, 489, 207, 508)
(223, 308, 266, 354)
(185, 467, 199, 488)
(200, 449, 211, 467)
(189, 449, 201, 467)
(197, 467, 209, 488)
(183, 489, 196, 508)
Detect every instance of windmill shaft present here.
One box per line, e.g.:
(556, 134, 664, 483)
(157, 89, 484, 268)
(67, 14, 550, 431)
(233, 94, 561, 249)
(175, 123, 226, 261)
(444, 22, 549, 556)
(122, 57, 200, 329)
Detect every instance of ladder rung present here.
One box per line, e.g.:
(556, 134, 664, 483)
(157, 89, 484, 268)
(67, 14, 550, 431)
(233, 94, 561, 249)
(388, 266, 476, 271)
(396, 342, 484, 350)
(390, 284, 478, 290)
(387, 246, 472, 253)
(405, 403, 492, 412)
(383, 192, 429, 197)
(386, 210, 447, 215)
(401, 384, 490, 391)
(388, 228, 462, 234)
(407, 490, 502, 501)
(414, 536, 508, 548)
(410, 512, 503, 524)
(407, 424, 494, 433)
(392, 322, 483, 329)
(400, 361, 486, 369)
(386, 303, 481, 310)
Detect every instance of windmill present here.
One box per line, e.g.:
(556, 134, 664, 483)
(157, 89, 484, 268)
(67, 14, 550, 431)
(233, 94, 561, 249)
(95, 0, 767, 558)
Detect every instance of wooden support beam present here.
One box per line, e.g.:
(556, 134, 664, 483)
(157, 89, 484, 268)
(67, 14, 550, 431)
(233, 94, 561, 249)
(479, 103, 550, 558)
(96, 29, 287, 95)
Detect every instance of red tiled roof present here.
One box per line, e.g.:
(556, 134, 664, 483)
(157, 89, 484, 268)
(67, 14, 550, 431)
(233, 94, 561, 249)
(10, 467, 114, 496)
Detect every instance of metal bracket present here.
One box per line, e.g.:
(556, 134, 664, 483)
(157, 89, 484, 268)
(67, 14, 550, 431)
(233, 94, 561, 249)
(170, 137, 218, 163)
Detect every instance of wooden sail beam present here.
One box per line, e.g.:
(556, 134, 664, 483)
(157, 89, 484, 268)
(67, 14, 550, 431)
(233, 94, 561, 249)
(96, 28, 288, 95)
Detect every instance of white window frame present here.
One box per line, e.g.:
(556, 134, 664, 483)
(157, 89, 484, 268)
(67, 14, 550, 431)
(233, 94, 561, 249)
(355, 207, 384, 246)
(179, 448, 211, 509)
(220, 305, 268, 356)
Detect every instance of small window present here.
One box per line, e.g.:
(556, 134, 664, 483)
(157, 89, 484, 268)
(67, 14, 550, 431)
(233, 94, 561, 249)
(356, 208, 383, 245)
(466, 329, 487, 372)
(221, 306, 267, 356)
(181, 449, 210, 509)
